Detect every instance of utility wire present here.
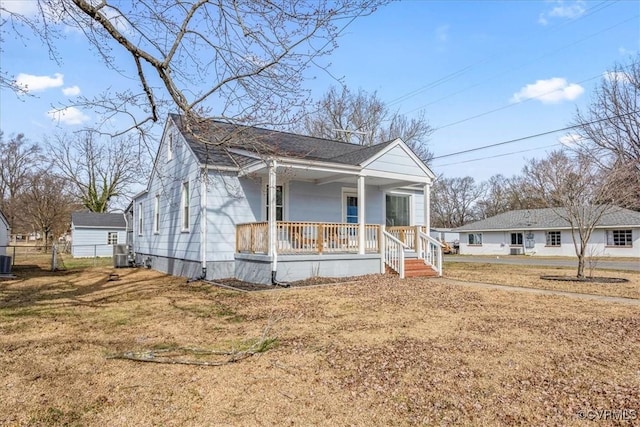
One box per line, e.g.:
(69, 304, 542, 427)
(433, 144, 560, 167)
(387, 1, 620, 110)
(431, 110, 639, 160)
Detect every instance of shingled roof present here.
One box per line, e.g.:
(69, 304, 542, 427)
(455, 207, 640, 232)
(71, 212, 126, 229)
(169, 114, 399, 168)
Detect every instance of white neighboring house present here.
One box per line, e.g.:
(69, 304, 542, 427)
(454, 208, 640, 258)
(0, 210, 9, 256)
(71, 212, 127, 257)
(131, 114, 444, 284)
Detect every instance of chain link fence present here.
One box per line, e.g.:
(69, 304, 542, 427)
(1, 244, 114, 271)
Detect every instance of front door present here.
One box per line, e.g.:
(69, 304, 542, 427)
(344, 193, 358, 224)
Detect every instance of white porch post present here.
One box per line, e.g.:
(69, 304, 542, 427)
(358, 175, 366, 254)
(268, 160, 277, 269)
(423, 183, 431, 233)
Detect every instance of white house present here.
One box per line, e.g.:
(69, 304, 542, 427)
(0, 210, 9, 256)
(71, 212, 127, 257)
(131, 114, 444, 284)
(455, 208, 640, 258)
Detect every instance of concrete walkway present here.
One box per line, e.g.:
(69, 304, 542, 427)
(434, 277, 640, 306)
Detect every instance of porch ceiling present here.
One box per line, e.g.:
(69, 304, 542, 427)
(244, 164, 427, 190)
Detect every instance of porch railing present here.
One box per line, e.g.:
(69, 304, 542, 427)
(387, 225, 428, 250)
(418, 231, 444, 276)
(382, 230, 407, 278)
(236, 221, 380, 255)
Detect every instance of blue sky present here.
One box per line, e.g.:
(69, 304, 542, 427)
(1, 0, 638, 182)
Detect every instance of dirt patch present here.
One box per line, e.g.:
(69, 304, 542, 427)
(540, 275, 630, 283)
(209, 275, 370, 292)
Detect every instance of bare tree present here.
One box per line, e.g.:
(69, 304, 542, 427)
(19, 171, 77, 248)
(475, 173, 548, 218)
(431, 176, 485, 228)
(47, 131, 145, 212)
(300, 86, 433, 162)
(572, 56, 640, 168)
(523, 150, 634, 278)
(2, 1, 387, 136)
(570, 56, 640, 209)
(0, 132, 44, 233)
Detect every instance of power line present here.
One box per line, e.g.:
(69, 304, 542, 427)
(431, 110, 639, 160)
(386, 1, 621, 111)
(433, 144, 560, 167)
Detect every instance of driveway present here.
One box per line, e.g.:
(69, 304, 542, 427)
(444, 255, 640, 272)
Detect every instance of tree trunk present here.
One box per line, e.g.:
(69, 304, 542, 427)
(576, 252, 585, 279)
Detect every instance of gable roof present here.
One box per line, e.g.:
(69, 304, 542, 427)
(169, 114, 411, 169)
(454, 207, 640, 232)
(71, 212, 126, 229)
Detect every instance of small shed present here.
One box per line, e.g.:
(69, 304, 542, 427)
(0, 210, 9, 256)
(71, 212, 127, 257)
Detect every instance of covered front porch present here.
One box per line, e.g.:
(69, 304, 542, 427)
(229, 139, 442, 284)
(235, 221, 443, 284)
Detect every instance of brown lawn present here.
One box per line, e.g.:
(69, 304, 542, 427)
(444, 260, 640, 300)
(1, 258, 639, 426)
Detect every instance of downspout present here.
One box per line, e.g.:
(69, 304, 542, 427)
(268, 159, 288, 287)
(200, 168, 208, 280)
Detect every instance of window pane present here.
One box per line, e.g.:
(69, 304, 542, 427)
(386, 194, 410, 226)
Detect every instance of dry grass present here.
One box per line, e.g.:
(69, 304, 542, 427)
(444, 261, 640, 299)
(0, 258, 639, 426)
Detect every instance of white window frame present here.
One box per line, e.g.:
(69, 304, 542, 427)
(606, 229, 632, 247)
(153, 195, 160, 234)
(546, 231, 561, 247)
(260, 179, 288, 221)
(468, 233, 482, 245)
(107, 231, 118, 245)
(384, 191, 413, 227)
(137, 202, 143, 236)
(341, 187, 358, 224)
(181, 181, 190, 232)
(510, 232, 523, 246)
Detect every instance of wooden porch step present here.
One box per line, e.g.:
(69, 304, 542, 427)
(403, 258, 438, 278)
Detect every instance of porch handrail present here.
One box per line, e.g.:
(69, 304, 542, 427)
(418, 231, 444, 277)
(387, 225, 427, 250)
(236, 221, 380, 255)
(382, 230, 408, 279)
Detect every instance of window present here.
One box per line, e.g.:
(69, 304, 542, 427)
(546, 231, 561, 247)
(167, 133, 173, 161)
(386, 194, 410, 226)
(107, 232, 118, 245)
(181, 182, 190, 231)
(510, 232, 523, 245)
(138, 202, 143, 235)
(606, 229, 632, 247)
(468, 233, 482, 245)
(153, 195, 160, 234)
(265, 185, 283, 221)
